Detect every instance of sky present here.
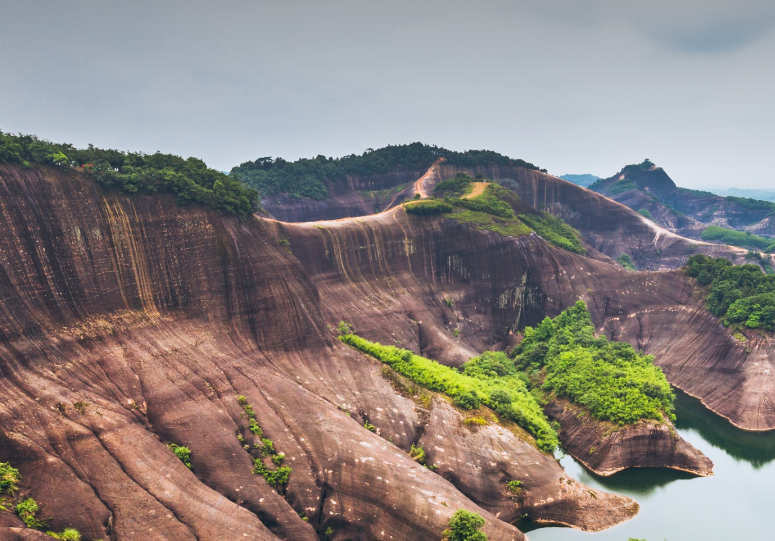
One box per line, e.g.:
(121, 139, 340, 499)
(1, 0, 774, 188)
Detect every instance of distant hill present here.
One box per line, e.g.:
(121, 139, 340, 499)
(709, 187, 775, 202)
(589, 160, 775, 249)
(560, 173, 600, 187)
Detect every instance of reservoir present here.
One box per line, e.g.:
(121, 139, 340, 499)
(526, 389, 775, 541)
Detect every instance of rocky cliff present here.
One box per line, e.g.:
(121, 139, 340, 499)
(0, 162, 767, 540)
(0, 164, 643, 540)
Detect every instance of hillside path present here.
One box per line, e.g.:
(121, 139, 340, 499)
(463, 182, 490, 199)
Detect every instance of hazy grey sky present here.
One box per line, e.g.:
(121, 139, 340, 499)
(2, 1, 774, 188)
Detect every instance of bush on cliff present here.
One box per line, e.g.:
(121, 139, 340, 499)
(442, 509, 488, 541)
(0, 130, 258, 217)
(339, 334, 558, 453)
(404, 200, 453, 215)
(686, 254, 775, 331)
(513, 301, 675, 425)
(700, 226, 773, 251)
(0, 462, 21, 494)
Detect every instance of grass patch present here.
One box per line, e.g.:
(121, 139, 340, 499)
(517, 212, 586, 254)
(701, 225, 773, 251)
(609, 179, 638, 195)
(513, 301, 675, 425)
(339, 334, 557, 453)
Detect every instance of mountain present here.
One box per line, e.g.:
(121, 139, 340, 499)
(710, 187, 775, 202)
(2, 138, 773, 541)
(589, 160, 775, 252)
(559, 173, 600, 187)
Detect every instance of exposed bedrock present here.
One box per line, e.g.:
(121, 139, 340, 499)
(262, 169, 422, 222)
(417, 399, 639, 531)
(545, 401, 714, 476)
(0, 164, 530, 539)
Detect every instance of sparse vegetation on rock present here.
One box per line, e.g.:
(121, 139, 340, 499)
(339, 333, 558, 452)
(168, 443, 192, 469)
(237, 396, 293, 491)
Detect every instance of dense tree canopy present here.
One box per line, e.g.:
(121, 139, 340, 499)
(231, 143, 542, 201)
(513, 301, 675, 425)
(686, 254, 775, 331)
(0, 131, 258, 217)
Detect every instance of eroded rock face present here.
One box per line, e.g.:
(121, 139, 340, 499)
(0, 163, 760, 540)
(545, 401, 713, 477)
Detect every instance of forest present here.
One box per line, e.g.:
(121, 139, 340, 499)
(0, 131, 258, 217)
(231, 143, 542, 200)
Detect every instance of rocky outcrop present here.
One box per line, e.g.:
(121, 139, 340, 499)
(545, 401, 714, 476)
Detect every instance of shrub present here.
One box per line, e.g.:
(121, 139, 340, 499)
(637, 208, 652, 218)
(0, 462, 21, 494)
(337, 321, 354, 335)
(442, 509, 488, 541)
(506, 480, 523, 494)
(409, 444, 427, 464)
(16, 497, 47, 529)
(617, 254, 636, 270)
(404, 200, 453, 215)
(168, 444, 192, 469)
(47, 528, 81, 540)
(434, 173, 474, 198)
(363, 421, 376, 432)
(453, 390, 481, 410)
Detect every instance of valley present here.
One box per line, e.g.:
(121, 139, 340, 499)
(0, 139, 773, 540)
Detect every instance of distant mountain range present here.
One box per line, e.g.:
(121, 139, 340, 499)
(560, 173, 600, 187)
(586, 160, 775, 251)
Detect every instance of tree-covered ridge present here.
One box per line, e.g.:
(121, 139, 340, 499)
(513, 301, 675, 425)
(339, 332, 558, 453)
(701, 225, 775, 252)
(231, 143, 542, 201)
(0, 131, 258, 217)
(686, 254, 775, 331)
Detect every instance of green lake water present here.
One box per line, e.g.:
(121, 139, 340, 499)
(526, 389, 775, 541)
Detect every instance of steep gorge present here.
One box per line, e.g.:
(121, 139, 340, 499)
(0, 161, 770, 540)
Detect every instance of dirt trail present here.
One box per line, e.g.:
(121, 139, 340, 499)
(463, 182, 489, 199)
(413, 157, 445, 198)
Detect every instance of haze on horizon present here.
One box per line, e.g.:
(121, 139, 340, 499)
(1, 0, 774, 189)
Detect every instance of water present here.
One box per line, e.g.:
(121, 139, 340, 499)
(526, 389, 775, 541)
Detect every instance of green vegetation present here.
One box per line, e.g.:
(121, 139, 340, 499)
(442, 509, 488, 541)
(637, 208, 652, 218)
(617, 254, 637, 270)
(405, 179, 585, 253)
(231, 143, 541, 201)
(363, 421, 376, 432)
(339, 334, 558, 453)
(168, 444, 192, 469)
(409, 444, 427, 464)
(517, 212, 586, 255)
(701, 226, 773, 251)
(609, 179, 638, 195)
(0, 131, 258, 217)
(236, 396, 293, 491)
(16, 497, 47, 529)
(506, 480, 523, 494)
(678, 187, 715, 197)
(686, 255, 775, 331)
(404, 200, 453, 215)
(725, 196, 775, 212)
(513, 301, 675, 425)
(434, 173, 475, 198)
(46, 528, 81, 540)
(0, 462, 21, 494)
